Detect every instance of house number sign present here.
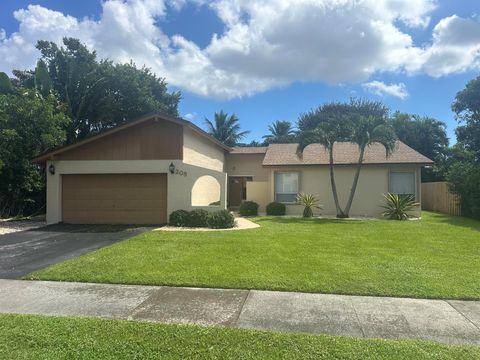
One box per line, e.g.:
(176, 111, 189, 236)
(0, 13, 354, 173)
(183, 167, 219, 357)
(175, 169, 187, 177)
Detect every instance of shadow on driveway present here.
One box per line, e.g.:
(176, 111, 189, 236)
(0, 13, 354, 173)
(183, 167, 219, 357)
(0, 224, 154, 279)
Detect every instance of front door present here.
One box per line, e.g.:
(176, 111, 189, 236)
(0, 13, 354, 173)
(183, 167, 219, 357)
(228, 176, 252, 207)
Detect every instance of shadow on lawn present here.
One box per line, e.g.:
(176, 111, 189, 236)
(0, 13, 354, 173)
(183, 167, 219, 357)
(423, 211, 480, 232)
(253, 217, 364, 226)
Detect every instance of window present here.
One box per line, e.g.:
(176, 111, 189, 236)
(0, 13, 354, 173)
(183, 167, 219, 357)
(389, 172, 415, 197)
(275, 172, 299, 203)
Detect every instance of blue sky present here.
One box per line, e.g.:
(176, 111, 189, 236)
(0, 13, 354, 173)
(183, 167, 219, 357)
(1, 1, 479, 143)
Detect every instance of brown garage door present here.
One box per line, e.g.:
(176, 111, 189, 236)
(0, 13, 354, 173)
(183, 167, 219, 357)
(62, 174, 167, 224)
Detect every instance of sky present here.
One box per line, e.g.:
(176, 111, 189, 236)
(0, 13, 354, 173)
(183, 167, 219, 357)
(1, 0, 479, 143)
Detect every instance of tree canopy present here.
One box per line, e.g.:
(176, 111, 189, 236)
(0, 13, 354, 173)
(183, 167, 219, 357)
(21, 38, 181, 143)
(452, 75, 480, 160)
(204, 110, 249, 147)
(390, 112, 449, 181)
(0, 90, 69, 216)
(263, 120, 296, 144)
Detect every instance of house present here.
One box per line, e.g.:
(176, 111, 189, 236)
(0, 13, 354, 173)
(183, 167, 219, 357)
(33, 113, 433, 224)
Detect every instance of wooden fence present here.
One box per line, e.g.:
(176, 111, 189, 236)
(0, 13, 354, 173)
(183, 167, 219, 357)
(421, 182, 461, 216)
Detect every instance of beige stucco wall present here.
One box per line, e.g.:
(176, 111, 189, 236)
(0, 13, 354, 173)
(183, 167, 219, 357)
(191, 175, 222, 206)
(225, 154, 269, 181)
(45, 160, 227, 224)
(246, 181, 269, 212)
(263, 164, 422, 218)
(183, 127, 225, 172)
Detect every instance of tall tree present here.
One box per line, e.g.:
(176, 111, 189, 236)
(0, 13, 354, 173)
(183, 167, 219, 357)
(297, 103, 351, 217)
(263, 120, 296, 144)
(204, 110, 249, 147)
(452, 75, 480, 160)
(344, 109, 397, 215)
(32, 38, 180, 143)
(390, 112, 449, 181)
(298, 100, 395, 218)
(0, 90, 69, 217)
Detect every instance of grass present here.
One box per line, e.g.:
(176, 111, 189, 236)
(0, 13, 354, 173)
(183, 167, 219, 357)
(0, 314, 479, 359)
(28, 212, 480, 300)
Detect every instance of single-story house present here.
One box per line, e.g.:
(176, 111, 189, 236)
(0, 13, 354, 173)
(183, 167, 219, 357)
(33, 113, 433, 224)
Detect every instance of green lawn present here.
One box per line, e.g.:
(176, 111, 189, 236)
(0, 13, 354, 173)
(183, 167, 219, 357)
(28, 212, 480, 300)
(1, 314, 478, 359)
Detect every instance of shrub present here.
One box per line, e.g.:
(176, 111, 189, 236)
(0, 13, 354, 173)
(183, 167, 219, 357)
(239, 201, 259, 216)
(266, 202, 286, 216)
(207, 210, 235, 229)
(381, 193, 419, 220)
(187, 209, 209, 227)
(296, 193, 322, 218)
(447, 161, 480, 219)
(169, 210, 190, 227)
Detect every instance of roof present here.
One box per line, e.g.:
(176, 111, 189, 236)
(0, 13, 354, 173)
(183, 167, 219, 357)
(229, 146, 268, 154)
(262, 141, 433, 166)
(32, 112, 231, 163)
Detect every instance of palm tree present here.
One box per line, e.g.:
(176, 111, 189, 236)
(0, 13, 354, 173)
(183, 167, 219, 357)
(343, 114, 397, 216)
(263, 120, 296, 144)
(297, 100, 396, 218)
(204, 110, 250, 147)
(297, 111, 350, 217)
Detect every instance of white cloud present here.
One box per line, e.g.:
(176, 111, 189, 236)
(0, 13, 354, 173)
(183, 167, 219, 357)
(419, 15, 480, 76)
(183, 112, 197, 120)
(0, 0, 479, 99)
(362, 81, 409, 99)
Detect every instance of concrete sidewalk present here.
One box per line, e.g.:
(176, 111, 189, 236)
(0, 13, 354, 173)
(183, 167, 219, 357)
(0, 279, 479, 345)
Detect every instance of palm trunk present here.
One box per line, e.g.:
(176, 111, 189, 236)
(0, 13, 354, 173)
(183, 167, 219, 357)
(343, 146, 365, 217)
(328, 146, 345, 218)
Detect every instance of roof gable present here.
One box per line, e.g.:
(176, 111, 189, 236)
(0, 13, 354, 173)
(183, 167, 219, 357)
(33, 113, 230, 163)
(262, 141, 433, 166)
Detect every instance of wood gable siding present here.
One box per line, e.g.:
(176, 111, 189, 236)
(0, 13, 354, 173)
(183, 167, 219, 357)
(56, 119, 183, 161)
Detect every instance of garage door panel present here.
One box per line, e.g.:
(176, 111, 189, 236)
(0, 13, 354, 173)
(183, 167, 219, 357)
(62, 199, 165, 211)
(63, 188, 163, 201)
(62, 174, 167, 224)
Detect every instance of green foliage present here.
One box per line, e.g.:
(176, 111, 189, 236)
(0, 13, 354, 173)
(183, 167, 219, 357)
(239, 201, 259, 216)
(0, 72, 13, 94)
(452, 75, 480, 160)
(0, 91, 69, 217)
(447, 161, 480, 219)
(34, 60, 52, 97)
(169, 210, 190, 227)
(204, 110, 249, 147)
(296, 193, 322, 218)
(266, 202, 286, 215)
(262, 120, 296, 144)
(381, 193, 419, 220)
(390, 112, 449, 181)
(34, 38, 180, 143)
(169, 209, 235, 229)
(207, 210, 235, 229)
(187, 209, 210, 227)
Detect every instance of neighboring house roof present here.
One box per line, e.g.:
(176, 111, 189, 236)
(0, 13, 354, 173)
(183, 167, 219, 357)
(262, 141, 433, 166)
(229, 146, 268, 154)
(32, 112, 231, 163)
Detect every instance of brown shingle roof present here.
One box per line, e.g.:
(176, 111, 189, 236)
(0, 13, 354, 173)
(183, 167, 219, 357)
(230, 146, 268, 154)
(262, 141, 433, 166)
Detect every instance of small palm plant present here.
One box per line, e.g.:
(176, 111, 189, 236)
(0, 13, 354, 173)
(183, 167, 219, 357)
(296, 193, 322, 218)
(381, 193, 419, 220)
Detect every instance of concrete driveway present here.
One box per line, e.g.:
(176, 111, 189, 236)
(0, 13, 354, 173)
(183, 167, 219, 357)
(0, 224, 151, 279)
